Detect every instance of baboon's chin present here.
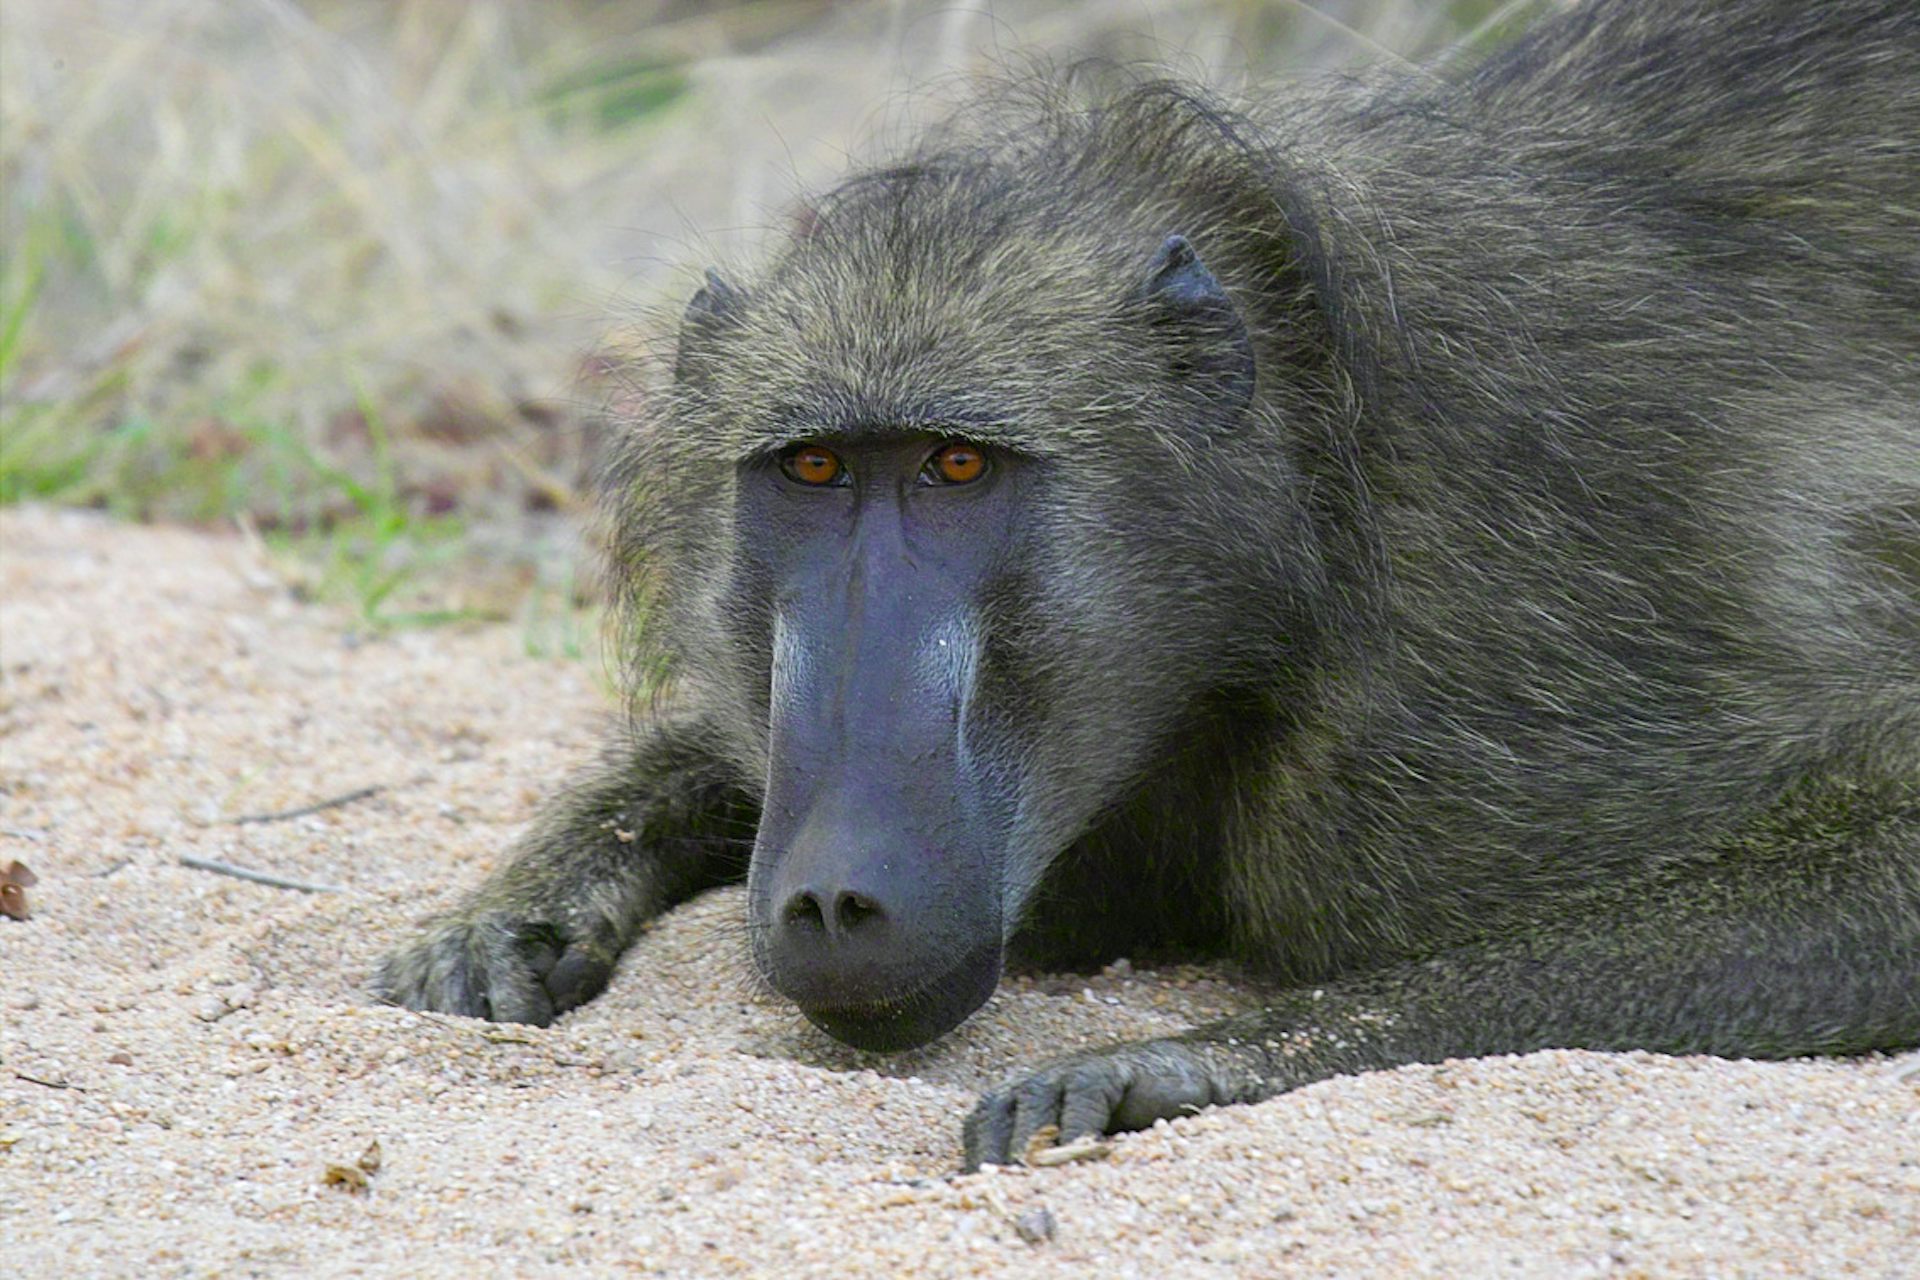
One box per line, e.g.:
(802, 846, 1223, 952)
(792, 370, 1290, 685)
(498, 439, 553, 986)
(796, 945, 1003, 1054)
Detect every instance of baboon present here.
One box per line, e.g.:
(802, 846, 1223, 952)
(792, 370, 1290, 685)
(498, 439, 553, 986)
(375, 0, 1920, 1170)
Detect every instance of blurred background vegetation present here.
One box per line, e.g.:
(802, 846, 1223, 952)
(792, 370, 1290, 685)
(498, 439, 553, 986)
(1, 0, 1535, 638)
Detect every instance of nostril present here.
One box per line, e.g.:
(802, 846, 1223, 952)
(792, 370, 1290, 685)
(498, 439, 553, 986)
(784, 890, 826, 932)
(780, 888, 883, 937)
(834, 891, 882, 932)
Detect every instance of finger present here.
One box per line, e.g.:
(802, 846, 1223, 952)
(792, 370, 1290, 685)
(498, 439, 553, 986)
(545, 943, 614, 1013)
(438, 938, 494, 1019)
(489, 969, 557, 1026)
(962, 1090, 1016, 1172)
(1109, 1048, 1214, 1132)
(1057, 1063, 1130, 1144)
(368, 956, 405, 1007)
(1007, 1073, 1067, 1159)
(515, 923, 566, 981)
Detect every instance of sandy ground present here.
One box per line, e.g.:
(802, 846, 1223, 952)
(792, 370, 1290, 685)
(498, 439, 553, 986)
(1, 503, 1915, 1279)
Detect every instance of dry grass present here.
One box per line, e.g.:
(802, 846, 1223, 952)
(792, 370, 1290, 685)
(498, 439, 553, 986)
(0, 0, 1517, 621)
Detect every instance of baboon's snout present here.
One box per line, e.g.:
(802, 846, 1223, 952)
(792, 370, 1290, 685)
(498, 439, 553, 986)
(751, 786, 1004, 1053)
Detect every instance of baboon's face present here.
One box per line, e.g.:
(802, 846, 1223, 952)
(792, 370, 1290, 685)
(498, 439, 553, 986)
(735, 432, 1031, 1051)
(689, 228, 1260, 1051)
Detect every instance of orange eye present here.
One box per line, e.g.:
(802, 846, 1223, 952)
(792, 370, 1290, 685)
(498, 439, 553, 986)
(926, 442, 986, 485)
(780, 443, 844, 487)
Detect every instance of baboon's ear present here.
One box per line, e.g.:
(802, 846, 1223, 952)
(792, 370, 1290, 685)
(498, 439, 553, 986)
(1137, 235, 1255, 417)
(675, 268, 744, 386)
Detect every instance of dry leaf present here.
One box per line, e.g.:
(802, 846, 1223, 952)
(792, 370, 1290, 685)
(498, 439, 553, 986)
(1, 860, 37, 921)
(323, 1164, 370, 1193)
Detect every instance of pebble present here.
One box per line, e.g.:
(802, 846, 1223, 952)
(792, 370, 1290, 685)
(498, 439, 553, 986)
(1013, 1207, 1057, 1244)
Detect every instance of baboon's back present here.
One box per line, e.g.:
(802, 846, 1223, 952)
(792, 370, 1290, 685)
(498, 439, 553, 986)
(1271, 0, 1920, 831)
(1470, 0, 1920, 237)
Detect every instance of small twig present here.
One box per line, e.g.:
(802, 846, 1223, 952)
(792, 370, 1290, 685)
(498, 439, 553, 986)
(178, 855, 343, 894)
(1, 827, 46, 842)
(13, 1071, 83, 1091)
(229, 785, 383, 826)
(1026, 1139, 1112, 1168)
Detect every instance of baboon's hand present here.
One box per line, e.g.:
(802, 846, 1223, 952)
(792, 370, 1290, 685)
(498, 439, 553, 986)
(961, 1039, 1227, 1172)
(371, 911, 618, 1026)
